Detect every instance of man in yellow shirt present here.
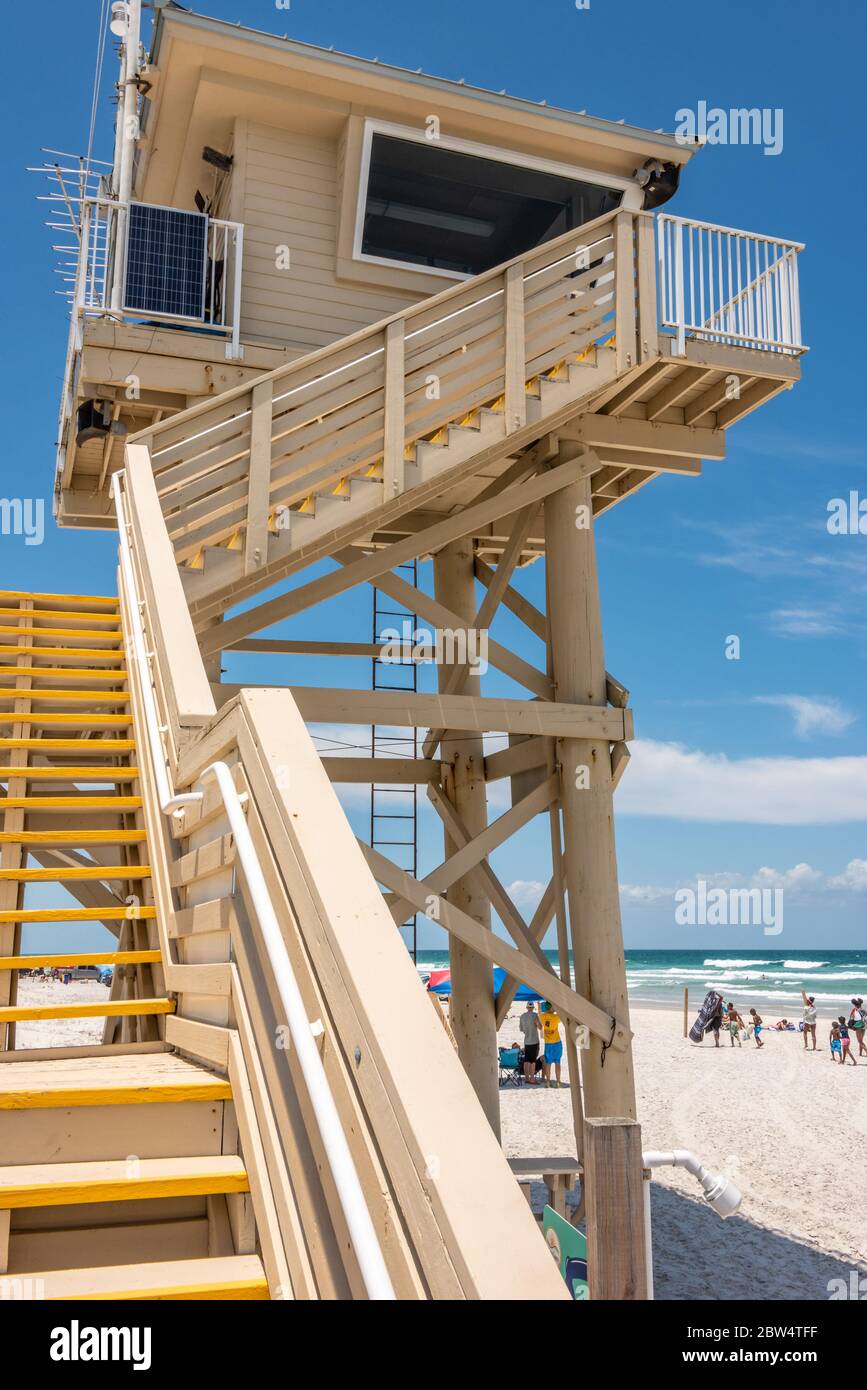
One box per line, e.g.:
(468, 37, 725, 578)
(539, 1001, 563, 1087)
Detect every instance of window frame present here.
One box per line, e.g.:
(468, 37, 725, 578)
(351, 118, 642, 281)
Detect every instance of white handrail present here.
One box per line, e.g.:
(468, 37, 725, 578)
(112, 470, 397, 1302)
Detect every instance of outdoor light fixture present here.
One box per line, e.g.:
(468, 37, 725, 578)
(202, 146, 234, 173)
(109, 2, 129, 37)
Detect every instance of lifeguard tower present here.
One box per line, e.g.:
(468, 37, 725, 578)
(0, 0, 804, 1299)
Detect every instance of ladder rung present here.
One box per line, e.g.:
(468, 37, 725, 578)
(0, 795, 141, 809)
(0, 866, 151, 882)
(0, 830, 146, 845)
(0, 998, 174, 1024)
(0, 950, 161, 970)
(0, 906, 155, 923)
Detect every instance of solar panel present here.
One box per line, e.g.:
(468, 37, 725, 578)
(123, 203, 207, 320)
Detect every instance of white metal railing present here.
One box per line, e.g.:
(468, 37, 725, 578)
(657, 214, 805, 356)
(79, 197, 244, 359)
(112, 471, 395, 1301)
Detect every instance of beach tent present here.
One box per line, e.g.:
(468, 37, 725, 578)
(427, 967, 545, 1002)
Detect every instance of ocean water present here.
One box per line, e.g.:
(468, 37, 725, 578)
(414, 948, 867, 1012)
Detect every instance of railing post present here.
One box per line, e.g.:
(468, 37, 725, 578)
(226, 223, 244, 360)
(613, 211, 638, 374)
(382, 319, 406, 498)
(503, 262, 527, 433)
(672, 218, 686, 356)
(635, 214, 659, 363)
(245, 379, 273, 575)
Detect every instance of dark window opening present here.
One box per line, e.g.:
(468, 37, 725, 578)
(360, 134, 622, 277)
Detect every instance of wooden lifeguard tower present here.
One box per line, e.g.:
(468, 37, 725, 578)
(1, 0, 804, 1298)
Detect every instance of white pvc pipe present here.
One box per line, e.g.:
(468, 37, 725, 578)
(111, 0, 141, 312)
(641, 1148, 743, 1301)
(112, 471, 396, 1301)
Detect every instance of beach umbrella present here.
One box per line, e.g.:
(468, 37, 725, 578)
(427, 967, 544, 1002)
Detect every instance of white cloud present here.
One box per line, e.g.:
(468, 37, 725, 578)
(752, 862, 823, 890)
(829, 859, 867, 891)
(753, 694, 855, 737)
(621, 860, 865, 907)
(769, 606, 845, 637)
(619, 883, 673, 903)
(506, 879, 546, 909)
(617, 739, 867, 824)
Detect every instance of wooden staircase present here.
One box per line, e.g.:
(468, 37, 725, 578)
(0, 591, 269, 1300)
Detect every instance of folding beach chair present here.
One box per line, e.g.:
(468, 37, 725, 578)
(498, 1046, 522, 1087)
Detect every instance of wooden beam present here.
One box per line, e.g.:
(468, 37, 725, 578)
(361, 842, 629, 1049)
(226, 639, 411, 659)
(322, 757, 441, 784)
(644, 366, 710, 421)
(504, 263, 527, 432)
(561, 413, 725, 460)
(199, 454, 594, 656)
(715, 378, 788, 428)
(593, 449, 701, 477)
(584, 1118, 647, 1300)
(474, 559, 546, 641)
(484, 736, 547, 782)
(683, 374, 749, 425)
(269, 688, 632, 740)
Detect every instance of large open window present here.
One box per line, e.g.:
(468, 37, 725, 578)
(354, 123, 629, 279)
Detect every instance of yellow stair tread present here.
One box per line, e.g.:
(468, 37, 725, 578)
(0, 590, 118, 605)
(0, 626, 122, 640)
(0, 866, 151, 882)
(27, 1255, 267, 1301)
(0, 738, 135, 750)
(0, 608, 123, 624)
(0, 1051, 232, 1109)
(0, 647, 126, 661)
(0, 907, 155, 923)
(0, 767, 138, 780)
(0, 950, 160, 969)
(0, 714, 131, 726)
(0, 689, 130, 702)
(0, 667, 127, 681)
(0, 799, 141, 816)
(0, 998, 175, 1024)
(0, 1155, 248, 1209)
(0, 830, 146, 844)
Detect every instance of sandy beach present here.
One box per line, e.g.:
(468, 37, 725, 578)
(499, 1002, 867, 1299)
(12, 979, 866, 1300)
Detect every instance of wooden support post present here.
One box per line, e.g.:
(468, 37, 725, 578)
(244, 378, 273, 575)
(433, 537, 500, 1138)
(383, 319, 406, 499)
(635, 214, 659, 363)
(584, 1117, 648, 1300)
(613, 211, 638, 377)
(683, 987, 689, 1038)
(504, 263, 527, 434)
(544, 466, 636, 1121)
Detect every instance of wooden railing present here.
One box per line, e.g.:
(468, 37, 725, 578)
(130, 208, 658, 569)
(113, 454, 571, 1300)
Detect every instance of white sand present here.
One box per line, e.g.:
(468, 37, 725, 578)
(12, 977, 108, 1050)
(498, 1003, 867, 1300)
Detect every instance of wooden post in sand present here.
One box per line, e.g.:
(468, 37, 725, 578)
(433, 537, 500, 1139)
(683, 987, 689, 1038)
(584, 1117, 647, 1300)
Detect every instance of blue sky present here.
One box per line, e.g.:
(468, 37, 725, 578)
(3, 0, 867, 954)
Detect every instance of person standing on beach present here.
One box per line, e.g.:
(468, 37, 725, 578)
(837, 1016, 857, 1066)
(749, 1008, 764, 1048)
(829, 1020, 844, 1064)
(519, 1001, 541, 1084)
(801, 992, 818, 1051)
(727, 1002, 744, 1048)
(848, 998, 866, 1058)
(540, 1001, 563, 1087)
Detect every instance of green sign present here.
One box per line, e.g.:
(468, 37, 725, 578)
(542, 1204, 588, 1300)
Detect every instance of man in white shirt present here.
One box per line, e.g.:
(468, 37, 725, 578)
(519, 1001, 541, 1084)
